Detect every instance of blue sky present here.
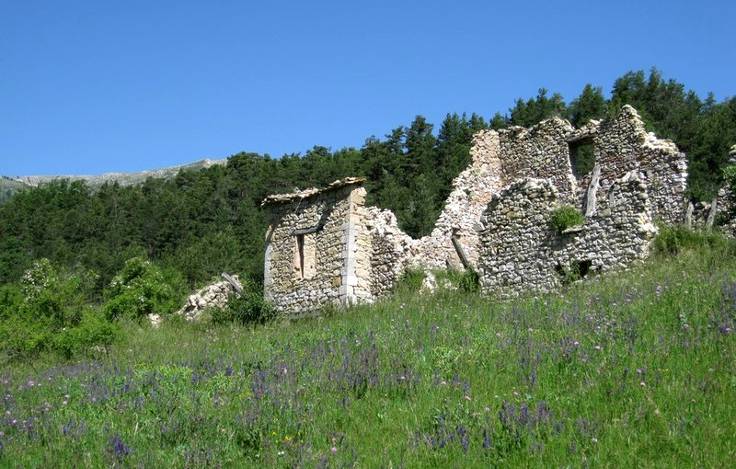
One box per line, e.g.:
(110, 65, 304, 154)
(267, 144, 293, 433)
(2, 0, 734, 175)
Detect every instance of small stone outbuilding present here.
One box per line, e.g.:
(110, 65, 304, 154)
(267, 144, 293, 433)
(262, 177, 412, 315)
(262, 178, 370, 315)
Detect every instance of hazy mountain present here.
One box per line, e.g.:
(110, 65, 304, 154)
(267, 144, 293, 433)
(0, 158, 227, 203)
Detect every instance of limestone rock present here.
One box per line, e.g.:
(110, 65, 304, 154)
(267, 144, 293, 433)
(148, 314, 162, 328)
(176, 274, 243, 321)
(421, 272, 438, 293)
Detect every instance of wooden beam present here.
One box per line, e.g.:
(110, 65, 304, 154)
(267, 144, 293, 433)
(221, 273, 243, 295)
(584, 164, 601, 217)
(706, 198, 718, 231)
(685, 202, 694, 229)
(291, 225, 321, 236)
(451, 235, 472, 271)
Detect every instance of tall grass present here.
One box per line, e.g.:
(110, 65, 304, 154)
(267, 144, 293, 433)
(1, 230, 735, 467)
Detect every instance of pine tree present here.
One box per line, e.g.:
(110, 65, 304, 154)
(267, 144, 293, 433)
(568, 84, 607, 127)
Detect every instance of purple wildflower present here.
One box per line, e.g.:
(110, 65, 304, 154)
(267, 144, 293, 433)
(109, 434, 130, 460)
(482, 429, 492, 449)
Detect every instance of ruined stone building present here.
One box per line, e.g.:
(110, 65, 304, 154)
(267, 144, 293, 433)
(262, 178, 412, 315)
(477, 175, 657, 298)
(263, 105, 704, 314)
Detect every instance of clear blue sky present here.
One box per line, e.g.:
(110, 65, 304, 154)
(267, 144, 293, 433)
(2, 0, 734, 175)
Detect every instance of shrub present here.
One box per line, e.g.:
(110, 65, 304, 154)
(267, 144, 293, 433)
(457, 269, 480, 293)
(550, 205, 585, 234)
(18, 259, 92, 327)
(0, 283, 22, 320)
(212, 280, 276, 326)
(438, 269, 480, 293)
(0, 259, 118, 359)
(52, 309, 119, 358)
(554, 260, 593, 286)
(653, 225, 733, 256)
(103, 257, 186, 321)
(394, 269, 426, 294)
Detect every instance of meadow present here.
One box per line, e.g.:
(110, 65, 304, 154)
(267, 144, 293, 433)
(1, 230, 735, 467)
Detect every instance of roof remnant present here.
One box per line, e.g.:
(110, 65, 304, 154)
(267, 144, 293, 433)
(261, 177, 366, 206)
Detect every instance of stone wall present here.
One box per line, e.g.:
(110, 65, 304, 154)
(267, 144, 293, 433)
(716, 145, 736, 236)
(721, 146, 736, 216)
(262, 105, 691, 314)
(176, 274, 243, 321)
(412, 117, 581, 271)
(263, 178, 372, 315)
(364, 207, 415, 298)
(497, 118, 580, 203)
(584, 106, 688, 224)
(409, 107, 680, 274)
(477, 174, 657, 298)
(413, 130, 503, 270)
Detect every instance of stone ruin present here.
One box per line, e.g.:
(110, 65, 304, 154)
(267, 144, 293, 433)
(175, 273, 243, 322)
(261, 178, 413, 315)
(477, 175, 656, 298)
(262, 105, 731, 314)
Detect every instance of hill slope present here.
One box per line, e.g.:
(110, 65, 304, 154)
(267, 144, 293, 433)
(11, 158, 227, 188)
(1, 231, 734, 467)
(0, 176, 28, 204)
(0, 158, 227, 204)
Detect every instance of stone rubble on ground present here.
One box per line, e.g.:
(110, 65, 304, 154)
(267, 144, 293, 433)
(147, 313, 162, 328)
(420, 271, 438, 293)
(175, 273, 243, 322)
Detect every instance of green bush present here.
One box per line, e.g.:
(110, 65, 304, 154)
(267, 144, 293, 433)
(0, 283, 22, 320)
(550, 205, 585, 234)
(212, 280, 276, 326)
(52, 309, 118, 358)
(18, 259, 92, 326)
(653, 225, 734, 256)
(438, 269, 480, 293)
(103, 257, 186, 321)
(457, 269, 480, 293)
(0, 259, 118, 359)
(394, 269, 426, 294)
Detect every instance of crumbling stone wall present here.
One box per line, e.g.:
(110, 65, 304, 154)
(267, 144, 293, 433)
(716, 145, 736, 236)
(176, 274, 243, 321)
(263, 178, 374, 315)
(721, 145, 736, 215)
(413, 131, 503, 270)
(364, 207, 414, 298)
(497, 118, 579, 203)
(477, 174, 657, 298)
(262, 178, 414, 315)
(413, 117, 581, 271)
(410, 109, 677, 273)
(262, 105, 691, 314)
(582, 106, 688, 224)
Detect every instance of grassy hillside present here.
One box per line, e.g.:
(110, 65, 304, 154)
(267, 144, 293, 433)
(1, 231, 735, 467)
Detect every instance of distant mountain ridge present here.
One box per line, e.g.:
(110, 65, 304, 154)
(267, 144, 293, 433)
(0, 158, 227, 203)
(10, 158, 227, 187)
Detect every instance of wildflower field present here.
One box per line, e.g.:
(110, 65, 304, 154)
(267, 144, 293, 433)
(1, 232, 735, 467)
